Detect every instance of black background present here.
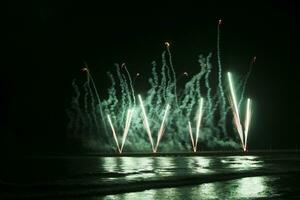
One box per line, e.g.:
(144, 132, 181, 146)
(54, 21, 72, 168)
(2, 1, 300, 154)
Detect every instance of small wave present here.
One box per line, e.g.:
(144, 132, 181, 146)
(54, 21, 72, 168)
(1, 168, 300, 199)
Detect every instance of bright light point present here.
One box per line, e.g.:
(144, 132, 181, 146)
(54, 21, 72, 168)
(165, 42, 170, 47)
(81, 68, 88, 72)
(253, 56, 257, 63)
(218, 19, 222, 25)
(136, 73, 140, 76)
(183, 72, 188, 76)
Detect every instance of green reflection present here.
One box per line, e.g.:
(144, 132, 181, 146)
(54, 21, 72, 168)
(192, 182, 218, 199)
(101, 176, 277, 200)
(190, 157, 212, 173)
(102, 157, 119, 172)
(102, 157, 155, 180)
(236, 177, 268, 198)
(102, 189, 156, 200)
(221, 156, 262, 170)
(153, 157, 175, 176)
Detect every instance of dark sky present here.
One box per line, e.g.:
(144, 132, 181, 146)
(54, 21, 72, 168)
(2, 1, 300, 154)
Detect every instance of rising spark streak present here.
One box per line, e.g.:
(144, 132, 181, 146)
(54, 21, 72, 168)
(83, 66, 108, 138)
(107, 109, 134, 153)
(165, 42, 178, 106)
(155, 104, 170, 152)
(188, 98, 204, 152)
(230, 97, 245, 150)
(195, 98, 204, 150)
(238, 57, 255, 109)
(228, 72, 245, 149)
(107, 114, 121, 153)
(217, 19, 227, 135)
(120, 109, 134, 152)
(123, 65, 136, 106)
(188, 121, 196, 152)
(138, 95, 155, 152)
(244, 98, 252, 150)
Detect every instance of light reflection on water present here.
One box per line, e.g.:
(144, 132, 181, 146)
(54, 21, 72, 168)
(189, 176, 277, 199)
(220, 156, 263, 170)
(191, 157, 212, 173)
(97, 156, 270, 199)
(102, 157, 156, 179)
(102, 176, 278, 200)
(66, 156, 263, 177)
(101, 156, 263, 178)
(3, 155, 299, 199)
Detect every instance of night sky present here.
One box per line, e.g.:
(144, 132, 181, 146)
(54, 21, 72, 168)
(2, 1, 300, 154)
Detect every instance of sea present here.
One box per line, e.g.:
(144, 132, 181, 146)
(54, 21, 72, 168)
(1, 152, 300, 199)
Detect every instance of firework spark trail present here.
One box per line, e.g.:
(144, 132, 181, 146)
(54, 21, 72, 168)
(82, 74, 93, 135)
(83, 66, 109, 139)
(204, 54, 213, 121)
(228, 73, 241, 125)
(155, 55, 166, 109)
(190, 73, 204, 114)
(217, 19, 227, 134)
(195, 71, 204, 101)
(70, 79, 82, 136)
(160, 52, 168, 102)
(107, 114, 121, 153)
(151, 61, 159, 87)
(238, 57, 256, 109)
(210, 90, 222, 117)
(67, 79, 85, 138)
(195, 56, 207, 106)
(195, 98, 204, 150)
(165, 42, 178, 105)
(123, 64, 136, 106)
(120, 109, 134, 152)
(83, 72, 90, 114)
(86, 68, 108, 139)
(180, 74, 200, 120)
(230, 97, 245, 149)
(116, 64, 129, 125)
(217, 20, 225, 103)
(244, 98, 252, 150)
(228, 72, 245, 149)
(162, 50, 172, 98)
(121, 63, 133, 107)
(188, 121, 196, 152)
(85, 71, 100, 135)
(147, 62, 159, 106)
(138, 95, 155, 152)
(105, 72, 118, 114)
(155, 104, 170, 152)
(69, 37, 254, 151)
(120, 109, 131, 152)
(186, 98, 204, 152)
(121, 73, 132, 106)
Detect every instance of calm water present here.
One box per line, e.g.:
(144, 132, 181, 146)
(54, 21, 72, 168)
(1, 154, 300, 199)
